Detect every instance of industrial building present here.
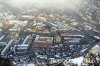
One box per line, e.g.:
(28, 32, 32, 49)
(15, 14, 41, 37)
(33, 35, 53, 46)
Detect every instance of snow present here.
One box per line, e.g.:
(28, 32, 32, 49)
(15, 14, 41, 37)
(94, 36, 100, 39)
(81, 48, 87, 53)
(23, 63, 35, 66)
(71, 56, 84, 66)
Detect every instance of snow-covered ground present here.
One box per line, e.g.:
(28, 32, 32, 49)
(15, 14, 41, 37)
(23, 63, 35, 66)
(71, 56, 84, 66)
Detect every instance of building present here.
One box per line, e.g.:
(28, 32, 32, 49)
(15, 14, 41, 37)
(55, 36, 61, 43)
(51, 27, 56, 33)
(33, 35, 53, 46)
(1, 40, 14, 57)
(19, 15, 34, 20)
(60, 33, 84, 44)
(14, 35, 32, 54)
